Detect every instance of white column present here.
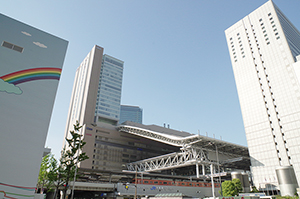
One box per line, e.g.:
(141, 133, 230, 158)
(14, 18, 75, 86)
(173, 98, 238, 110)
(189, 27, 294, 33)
(202, 164, 205, 175)
(196, 163, 199, 178)
(211, 164, 215, 199)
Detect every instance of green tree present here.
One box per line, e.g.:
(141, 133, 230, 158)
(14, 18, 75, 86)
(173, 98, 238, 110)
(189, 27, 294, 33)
(37, 153, 57, 193)
(232, 178, 243, 194)
(222, 180, 237, 196)
(59, 121, 89, 199)
(221, 179, 243, 196)
(250, 186, 259, 193)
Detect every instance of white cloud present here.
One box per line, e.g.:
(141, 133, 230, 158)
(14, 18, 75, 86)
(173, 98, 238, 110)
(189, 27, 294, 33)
(0, 79, 22, 95)
(33, 41, 47, 48)
(21, 31, 32, 36)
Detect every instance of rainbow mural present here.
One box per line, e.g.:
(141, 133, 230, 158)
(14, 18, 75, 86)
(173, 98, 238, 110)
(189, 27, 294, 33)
(0, 67, 62, 85)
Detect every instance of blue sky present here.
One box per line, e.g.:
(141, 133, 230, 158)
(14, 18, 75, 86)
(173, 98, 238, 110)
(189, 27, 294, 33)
(1, 0, 300, 159)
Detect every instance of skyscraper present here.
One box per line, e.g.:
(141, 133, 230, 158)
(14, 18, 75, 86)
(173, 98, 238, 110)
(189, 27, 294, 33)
(119, 105, 143, 124)
(96, 54, 124, 124)
(65, 45, 124, 132)
(225, 0, 300, 195)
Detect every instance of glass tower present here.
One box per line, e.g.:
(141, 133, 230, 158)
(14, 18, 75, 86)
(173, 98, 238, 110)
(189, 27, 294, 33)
(225, 0, 300, 194)
(119, 105, 143, 124)
(96, 55, 124, 124)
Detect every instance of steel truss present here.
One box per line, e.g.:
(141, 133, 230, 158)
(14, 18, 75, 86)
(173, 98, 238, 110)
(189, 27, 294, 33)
(118, 125, 201, 147)
(126, 146, 218, 172)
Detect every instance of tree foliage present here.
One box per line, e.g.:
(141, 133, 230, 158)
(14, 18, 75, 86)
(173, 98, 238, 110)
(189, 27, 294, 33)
(250, 186, 259, 193)
(37, 153, 57, 193)
(37, 121, 89, 199)
(232, 178, 243, 193)
(222, 180, 238, 196)
(221, 179, 243, 196)
(59, 121, 89, 199)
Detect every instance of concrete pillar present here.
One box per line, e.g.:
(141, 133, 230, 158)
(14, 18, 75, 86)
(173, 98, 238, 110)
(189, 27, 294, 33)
(211, 164, 215, 199)
(196, 163, 199, 178)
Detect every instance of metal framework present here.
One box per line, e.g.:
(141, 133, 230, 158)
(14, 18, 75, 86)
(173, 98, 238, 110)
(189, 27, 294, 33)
(118, 124, 250, 173)
(126, 146, 218, 172)
(118, 125, 200, 147)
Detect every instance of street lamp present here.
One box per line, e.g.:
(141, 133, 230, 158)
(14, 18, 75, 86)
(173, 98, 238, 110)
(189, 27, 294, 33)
(209, 142, 222, 197)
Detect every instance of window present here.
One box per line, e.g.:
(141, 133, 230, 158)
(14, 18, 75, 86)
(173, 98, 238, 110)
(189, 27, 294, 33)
(268, 13, 272, 16)
(261, 23, 264, 26)
(271, 21, 275, 24)
(269, 17, 273, 20)
(273, 28, 277, 32)
(1, 41, 24, 53)
(259, 18, 262, 22)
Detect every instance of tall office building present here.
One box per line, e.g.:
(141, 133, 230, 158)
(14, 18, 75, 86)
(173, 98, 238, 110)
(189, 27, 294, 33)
(96, 54, 124, 124)
(65, 45, 124, 134)
(119, 105, 143, 124)
(225, 0, 300, 195)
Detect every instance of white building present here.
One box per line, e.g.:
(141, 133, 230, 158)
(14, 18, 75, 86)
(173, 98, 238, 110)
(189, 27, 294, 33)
(64, 45, 124, 142)
(225, 0, 300, 195)
(0, 14, 68, 199)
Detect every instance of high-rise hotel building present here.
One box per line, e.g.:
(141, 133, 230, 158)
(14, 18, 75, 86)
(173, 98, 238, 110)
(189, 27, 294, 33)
(225, 0, 300, 194)
(65, 45, 123, 130)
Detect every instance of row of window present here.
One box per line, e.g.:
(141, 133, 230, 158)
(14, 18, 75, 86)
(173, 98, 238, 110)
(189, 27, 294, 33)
(229, 33, 245, 62)
(254, 42, 291, 165)
(259, 12, 280, 46)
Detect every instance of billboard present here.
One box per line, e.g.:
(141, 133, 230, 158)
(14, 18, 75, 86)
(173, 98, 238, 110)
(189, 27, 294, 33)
(0, 14, 68, 199)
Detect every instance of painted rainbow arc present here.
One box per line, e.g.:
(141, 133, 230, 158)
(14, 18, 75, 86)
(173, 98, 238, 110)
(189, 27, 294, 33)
(0, 67, 62, 85)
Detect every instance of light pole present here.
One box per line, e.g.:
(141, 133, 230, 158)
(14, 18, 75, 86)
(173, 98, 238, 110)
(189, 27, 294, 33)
(134, 165, 137, 199)
(210, 164, 215, 199)
(215, 144, 222, 196)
